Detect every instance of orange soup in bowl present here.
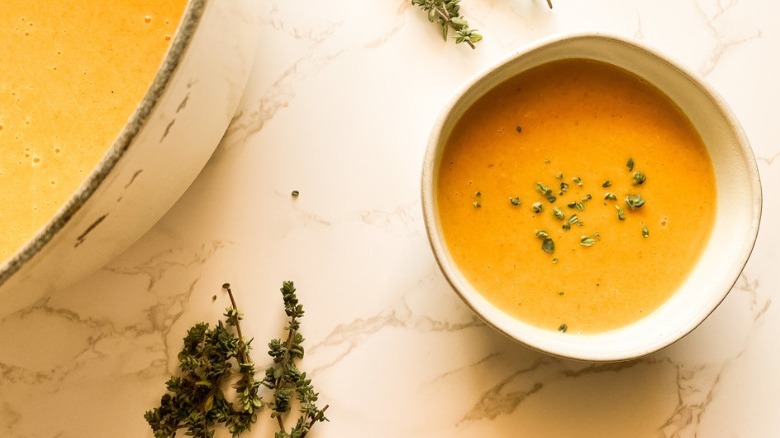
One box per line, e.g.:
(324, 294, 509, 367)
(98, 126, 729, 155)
(436, 58, 716, 334)
(0, 0, 187, 262)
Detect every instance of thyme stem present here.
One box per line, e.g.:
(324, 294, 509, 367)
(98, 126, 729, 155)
(222, 283, 249, 363)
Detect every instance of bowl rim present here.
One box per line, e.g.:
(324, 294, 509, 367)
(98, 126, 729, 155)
(0, 0, 208, 286)
(421, 30, 763, 362)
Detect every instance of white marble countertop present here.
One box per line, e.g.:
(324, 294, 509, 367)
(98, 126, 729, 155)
(1, 0, 778, 436)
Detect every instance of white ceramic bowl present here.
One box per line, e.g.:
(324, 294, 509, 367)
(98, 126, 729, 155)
(421, 32, 762, 362)
(0, 0, 261, 316)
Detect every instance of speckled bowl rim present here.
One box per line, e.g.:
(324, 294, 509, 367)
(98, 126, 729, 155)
(422, 31, 763, 362)
(0, 0, 207, 285)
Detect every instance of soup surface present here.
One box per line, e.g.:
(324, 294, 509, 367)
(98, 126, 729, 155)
(436, 58, 716, 333)
(0, 0, 187, 262)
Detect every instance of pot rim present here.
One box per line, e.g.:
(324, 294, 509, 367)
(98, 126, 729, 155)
(0, 0, 209, 285)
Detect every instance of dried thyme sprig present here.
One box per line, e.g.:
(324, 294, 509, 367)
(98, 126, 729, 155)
(413, 0, 554, 48)
(263, 281, 329, 437)
(412, 0, 482, 48)
(144, 282, 328, 438)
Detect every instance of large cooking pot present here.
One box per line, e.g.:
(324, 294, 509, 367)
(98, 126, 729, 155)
(0, 0, 261, 315)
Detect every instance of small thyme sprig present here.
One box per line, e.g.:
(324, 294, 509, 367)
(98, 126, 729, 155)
(413, 1, 554, 48)
(144, 282, 328, 438)
(412, 0, 483, 48)
(263, 281, 329, 437)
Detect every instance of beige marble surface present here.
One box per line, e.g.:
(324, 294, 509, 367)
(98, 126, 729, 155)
(1, 0, 777, 436)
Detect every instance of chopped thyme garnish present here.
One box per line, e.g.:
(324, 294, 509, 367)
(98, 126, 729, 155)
(632, 171, 647, 186)
(642, 225, 649, 238)
(553, 207, 565, 220)
(626, 157, 635, 172)
(572, 176, 583, 186)
(552, 257, 559, 264)
(580, 235, 596, 247)
(616, 206, 625, 220)
(535, 181, 556, 202)
(556, 172, 563, 180)
(532, 202, 543, 213)
(536, 230, 554, 254)
(625, 194, 645, 209)
(542, 238, 555, 254)
(559, 182, 569, 194)
(602, 180, 611, 188)
(291, 190, 300, 197)
(604, 192, 617, 201)
(516, 125, 523, 133)
(558, 323, 568, 333)
(510, 196, 522, 206)
(473, 191, 482, 208)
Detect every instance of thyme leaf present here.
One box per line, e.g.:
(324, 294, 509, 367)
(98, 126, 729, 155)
(632, 171, 647, 186)
(625, 194, 646, 209)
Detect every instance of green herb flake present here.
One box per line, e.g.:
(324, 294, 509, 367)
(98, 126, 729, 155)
(553, 207, 565, 220)
(291, 190, 300, 198)
(602, 180, 612, 188)
(580, 236, 597, 247)
(556, 172, 563, 180)
(604, 192, 617, 201)
(627, 157, 635, 172)
(510, 197, 522, 206)
(536, 182, 551, 195)
(552, 257, 559, 264)
(532, 202, 543, 213)
(572, 176, 583, 186)
(535, 229, 550, 240)
(558, 323, 568, 333)
(535, 181, 557, 203)
(557, 290, 565, 296)
(625, 194, 646, 209)
(642, 225, 649, 238)
(616, 206, 625, 221)
(568, 214, 579, 225)
(542, 238, 555, 254)
(632, 171, 647, 186)
(516, 125, 523, 133)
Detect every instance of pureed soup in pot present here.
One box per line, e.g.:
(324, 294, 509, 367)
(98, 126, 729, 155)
(436, 58, 716, 334)
(0, 1, 187, 262)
